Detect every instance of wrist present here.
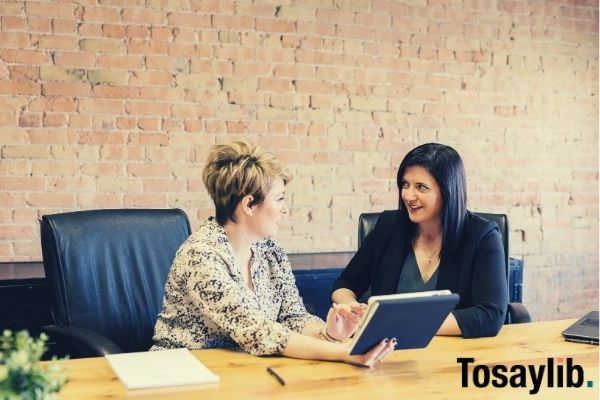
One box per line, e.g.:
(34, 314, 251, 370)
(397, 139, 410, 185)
(320, 325, 344, 342)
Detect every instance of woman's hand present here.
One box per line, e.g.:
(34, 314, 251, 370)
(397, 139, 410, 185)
(344, 338, 397, 368)
(325, 302, 368, 341)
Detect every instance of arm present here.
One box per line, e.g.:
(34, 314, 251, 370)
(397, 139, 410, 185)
(271, 244, 324, 336)
(452, 228, 509, 338)
(330, 214, 391, 303)
(331, 288, 361, 305)
(282, 331, 396, 368)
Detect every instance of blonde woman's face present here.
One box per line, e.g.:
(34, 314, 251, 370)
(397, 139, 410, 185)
(251, 178, 288, 238)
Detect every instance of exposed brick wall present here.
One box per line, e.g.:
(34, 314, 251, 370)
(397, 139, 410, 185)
(0, 0, 597, 320)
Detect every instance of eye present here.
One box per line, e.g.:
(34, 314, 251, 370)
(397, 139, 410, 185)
(401, 181, 409, 189)
(416, 183, 429, 191)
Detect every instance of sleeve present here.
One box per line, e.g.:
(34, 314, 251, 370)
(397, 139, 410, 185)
(183, 246, 292, 356)
(330, 213, 390, 299)
(452, 228, 509, 338)
(271, 246, 324, 331)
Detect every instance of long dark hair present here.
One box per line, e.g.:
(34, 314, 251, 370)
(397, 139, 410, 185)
(396, 143, 467, 259)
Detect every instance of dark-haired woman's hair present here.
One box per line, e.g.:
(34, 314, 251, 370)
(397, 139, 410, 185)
(396, 143, 467, 259)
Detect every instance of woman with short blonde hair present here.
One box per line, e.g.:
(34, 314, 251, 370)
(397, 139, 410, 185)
(153, 141, 395, 367)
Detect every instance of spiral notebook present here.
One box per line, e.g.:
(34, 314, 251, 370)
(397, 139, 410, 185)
(106, 348, 219, 392)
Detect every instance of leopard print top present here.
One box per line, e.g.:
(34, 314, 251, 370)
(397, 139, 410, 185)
(151, 218, 323, 355)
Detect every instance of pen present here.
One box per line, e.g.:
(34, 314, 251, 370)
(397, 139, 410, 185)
(266, 366, 286, 386)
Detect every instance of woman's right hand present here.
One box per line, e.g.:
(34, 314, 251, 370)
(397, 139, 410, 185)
(343, 338, 397, 368)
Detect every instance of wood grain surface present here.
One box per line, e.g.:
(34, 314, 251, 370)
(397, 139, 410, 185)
(51, 319, 598, 399)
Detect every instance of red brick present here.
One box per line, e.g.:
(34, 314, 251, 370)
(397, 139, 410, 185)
(101, 24, 126, 38)
(23, 15, 47, 33)
(27, 193, 74, 207)
(69, 114, 91, 128)
(79, 38, 123, 53)
(79, 131, 127, 145)
(256, 18, 296, 33)
(78, 22, 102, 36)
(9, 65, 39, 81)
(316, 8, 355, 24)
(297, 21, 335, 36)
(79, 98, 124, 114)
(167, 12, 211, 28)
(0, 112, 14, 126)
(122, 8, 165, 24)
(123, 194, 166, 207)
(12, 209, 39, 223)
(0, 49, 48, 64)
(28, 129, 76, 144)
(259, 78, 293, 92)
(19, 113, 41, 127)
(0, 2, 23, 15)
(38, 35, 79, 50)
(138, 87, 181, 101)
(0, 177, 44, 191)
(212, 15, 255, 30)
(125, 101, 171, 116)
(151, 26, 173, 41)
(0, 32, 30, 48)
(337, 24, 375, 40)
(42, 113, 67, 127)
(126, 25, 150, 39)
(127, 163, 170, 177)
(116, 116, 136, 129)
(93, 85, 139, 99)
(54, 51, 96, 67)
(52, 19, 78, 34)
(83, 6, 121, 21)
(26, 2, 78, 18)
(43, 81, 91, 96)
(130, 70, 173, 86)
(2, 16, 26, 30)
(0, 226, 34, 240)
(127, 39, 168, 55)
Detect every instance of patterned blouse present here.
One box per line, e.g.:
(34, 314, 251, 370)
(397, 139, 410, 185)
(151, 218, 323, 356)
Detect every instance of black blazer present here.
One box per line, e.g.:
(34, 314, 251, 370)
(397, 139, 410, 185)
(332, 210, 508, 338)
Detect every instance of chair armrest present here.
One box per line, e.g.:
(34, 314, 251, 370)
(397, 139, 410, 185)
(508, 303, 531, 324)
(42, 325, 123, 358)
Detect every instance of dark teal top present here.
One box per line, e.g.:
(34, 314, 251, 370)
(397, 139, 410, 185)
(395, 248, 439, 293)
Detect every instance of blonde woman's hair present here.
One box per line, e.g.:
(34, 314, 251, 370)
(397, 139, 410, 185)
(203, 141, 291, 225)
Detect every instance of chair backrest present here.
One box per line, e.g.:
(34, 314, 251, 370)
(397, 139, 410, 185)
(357, 211, 509, 281)
(40, 209, 191, 353)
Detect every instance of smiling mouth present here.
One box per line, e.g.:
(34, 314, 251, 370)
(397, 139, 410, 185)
(406, 204, 422, 212)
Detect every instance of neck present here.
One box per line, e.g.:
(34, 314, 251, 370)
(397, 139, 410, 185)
(223, 220, 255, 265)
(416, 218, 442, 243)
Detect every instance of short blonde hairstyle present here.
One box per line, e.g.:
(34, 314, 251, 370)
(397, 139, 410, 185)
(203, 141, 291, 225)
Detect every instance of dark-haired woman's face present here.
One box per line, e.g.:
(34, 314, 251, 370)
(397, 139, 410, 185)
(400, 166, 443, 226)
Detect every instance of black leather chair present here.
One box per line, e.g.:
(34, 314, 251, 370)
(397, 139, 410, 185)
(40, 209, 191, 358)
(358, 211, 531, 324)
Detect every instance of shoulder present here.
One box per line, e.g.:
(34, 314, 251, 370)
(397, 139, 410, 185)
(374, 209, 403, 231)
(255, 238, 287, 265)
(173, 219, 233, 268)
(462, 211, 502, 243)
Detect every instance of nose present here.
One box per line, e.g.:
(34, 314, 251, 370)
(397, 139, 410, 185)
(403, 186, 416, 201)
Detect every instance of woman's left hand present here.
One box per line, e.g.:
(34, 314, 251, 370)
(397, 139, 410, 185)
(325, 303, 367, 341)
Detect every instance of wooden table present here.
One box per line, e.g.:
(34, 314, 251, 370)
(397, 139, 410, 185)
(53, 319, 598, 399)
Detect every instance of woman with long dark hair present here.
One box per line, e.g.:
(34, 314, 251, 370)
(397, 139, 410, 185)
(331, 143, 508, 338)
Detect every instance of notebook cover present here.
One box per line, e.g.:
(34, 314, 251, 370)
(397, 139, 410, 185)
(349, 293, 460, 355)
